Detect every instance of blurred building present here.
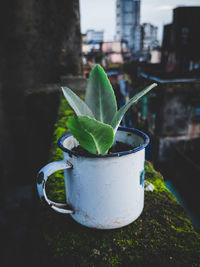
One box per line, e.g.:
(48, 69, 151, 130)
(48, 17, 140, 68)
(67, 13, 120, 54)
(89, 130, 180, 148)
(101, 40, 130, 64)
(149, 47, 162, 64)
(115, 0, 141, 56)
(82, 36, 130, 67)
(141, 23, 158, 52)
(82, 34, 90, 54)
(81, 31, 104, 66)
(86, 29, 104, 43)
(82, 30, 104, 59)
(162, 7, 200, 74)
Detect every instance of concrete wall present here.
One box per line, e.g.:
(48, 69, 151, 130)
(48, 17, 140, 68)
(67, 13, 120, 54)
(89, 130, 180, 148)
(150, 82, 200, 164)
(0, 0, 81, 183)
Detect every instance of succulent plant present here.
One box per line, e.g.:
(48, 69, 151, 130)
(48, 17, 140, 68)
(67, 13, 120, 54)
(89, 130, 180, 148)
(62, 65, 157, 154)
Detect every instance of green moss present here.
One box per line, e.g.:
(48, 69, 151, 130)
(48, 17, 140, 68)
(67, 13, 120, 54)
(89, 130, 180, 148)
(46, 96, 76, 202)
(145, 161, 172, 193)
(40, 95, 200, 267)
(108, 256, 120, 266)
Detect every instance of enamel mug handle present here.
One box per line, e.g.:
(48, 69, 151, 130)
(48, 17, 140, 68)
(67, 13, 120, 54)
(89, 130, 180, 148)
(36, 160, 74, 214)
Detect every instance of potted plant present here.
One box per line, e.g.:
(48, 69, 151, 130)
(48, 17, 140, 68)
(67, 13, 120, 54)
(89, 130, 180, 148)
(37, 65, 157, 229)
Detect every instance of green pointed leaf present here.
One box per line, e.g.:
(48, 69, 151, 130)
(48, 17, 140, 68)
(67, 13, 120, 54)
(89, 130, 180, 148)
(61, 87, 94, 118)
(67, 116, 114, 154)
(85, 64, 117, 124)
(111, 83, 158, 132)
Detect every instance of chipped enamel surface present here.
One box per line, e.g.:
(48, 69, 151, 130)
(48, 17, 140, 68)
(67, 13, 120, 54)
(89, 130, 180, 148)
(37, 127, 149, 229)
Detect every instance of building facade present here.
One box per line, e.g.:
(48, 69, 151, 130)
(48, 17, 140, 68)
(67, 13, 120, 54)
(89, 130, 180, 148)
(141, 23, 158, 52)
(162, 7, 200, 73)
(115, 0, 141, 55)
(101, 40, 130, 64)
(86, 29, 104, 43)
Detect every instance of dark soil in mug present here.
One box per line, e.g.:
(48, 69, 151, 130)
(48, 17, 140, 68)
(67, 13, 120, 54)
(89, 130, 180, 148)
(71, 141, 136, 156)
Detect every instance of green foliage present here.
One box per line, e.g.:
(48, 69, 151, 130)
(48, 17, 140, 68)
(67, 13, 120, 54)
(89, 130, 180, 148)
(85, 64, 117, 124)
(61, 86, 94, 118)
(67, 116, 114, 154)
(62, 64, 157, 154)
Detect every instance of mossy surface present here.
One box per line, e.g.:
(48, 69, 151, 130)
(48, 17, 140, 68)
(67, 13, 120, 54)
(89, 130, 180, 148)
(41, 96, 200, 267)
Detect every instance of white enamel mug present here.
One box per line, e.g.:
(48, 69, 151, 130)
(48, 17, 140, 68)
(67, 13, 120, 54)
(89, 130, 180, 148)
(37, 127, 149, 229)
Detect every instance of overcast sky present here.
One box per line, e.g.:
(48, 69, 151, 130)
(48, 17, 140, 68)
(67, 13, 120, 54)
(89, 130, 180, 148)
(80, 0, 200, 42)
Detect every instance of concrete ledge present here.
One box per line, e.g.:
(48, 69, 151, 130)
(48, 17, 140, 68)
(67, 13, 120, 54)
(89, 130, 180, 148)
(26, 76, 87, 95)
(39, 97, 200, 267)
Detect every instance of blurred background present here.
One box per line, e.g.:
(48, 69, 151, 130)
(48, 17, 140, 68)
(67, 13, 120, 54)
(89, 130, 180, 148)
(0, 0, 200, 266)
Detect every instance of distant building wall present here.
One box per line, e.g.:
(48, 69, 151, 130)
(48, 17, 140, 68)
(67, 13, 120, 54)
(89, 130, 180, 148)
(82, 43, 90, 54)
(141, 23, 158, 52)
(162, 7, 200, 73)
(107, 53, 124, 63)
(150, 49, 162, 64)
(115, 0, 141, 55)
(102, 41, 122, 53)
(86, 30, 104, 43)
(156, 82, 200, 163)
(141, 79, 200, 164)
(100, 41, 129, 64)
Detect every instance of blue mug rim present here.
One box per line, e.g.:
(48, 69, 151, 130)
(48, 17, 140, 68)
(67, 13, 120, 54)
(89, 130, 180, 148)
(58, 126, 150, 158)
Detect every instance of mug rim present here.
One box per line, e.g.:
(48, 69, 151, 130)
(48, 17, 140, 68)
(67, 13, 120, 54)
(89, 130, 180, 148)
(58, 126, 150, 158)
